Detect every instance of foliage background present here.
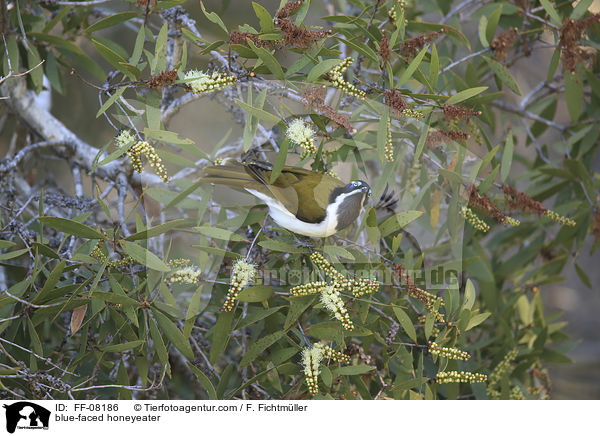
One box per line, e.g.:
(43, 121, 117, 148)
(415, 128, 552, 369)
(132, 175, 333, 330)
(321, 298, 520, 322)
(0, 0, 599, 399)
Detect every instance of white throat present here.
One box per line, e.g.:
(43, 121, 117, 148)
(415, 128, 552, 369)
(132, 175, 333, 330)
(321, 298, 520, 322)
(246, 189, 359, 238)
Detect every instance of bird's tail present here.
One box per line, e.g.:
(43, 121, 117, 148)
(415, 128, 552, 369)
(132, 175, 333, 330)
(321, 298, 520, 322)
(199, 159, 262, 190)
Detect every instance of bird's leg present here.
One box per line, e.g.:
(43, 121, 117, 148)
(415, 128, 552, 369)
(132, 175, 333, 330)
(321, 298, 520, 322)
(292, 234, 318, 249)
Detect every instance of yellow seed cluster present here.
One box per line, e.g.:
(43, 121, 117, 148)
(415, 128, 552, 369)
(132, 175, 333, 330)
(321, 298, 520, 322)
(301, 345, 323, 395)
(326, 169, 340, 180)
(487, 350, 517, 392)
(91, 241, 133, 269)
(327, 57, 366, 99)
(388, 0, 407, 23)
(223, 259, 257, 312)
(310, 252, 344, 282)
(509, 386, 526, 400)
(544, 210, 576, 227)
(460, 206, 490, 232)
(384, 118, 394, 162)
(418, 315, 440, 336)
(401, 108, 424, 119)
(183, 70, 237, 94)
(304, 252, 379, 327)
(436, 370, 487, 384)
(167, 258, 191, 268)
(320, 285, 354, 330)
(127, 141, 170, 182)
(349, 279, 379, 297)
(503, 216, 521, 227)
(428, 341, 471, 360)
(316, 343, 351, 364)
(290, 281, 328, 296)
(167, 266, 202, 284)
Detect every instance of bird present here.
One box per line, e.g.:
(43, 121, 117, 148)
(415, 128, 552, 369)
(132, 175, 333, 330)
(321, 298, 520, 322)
(200, 158, 371, 238)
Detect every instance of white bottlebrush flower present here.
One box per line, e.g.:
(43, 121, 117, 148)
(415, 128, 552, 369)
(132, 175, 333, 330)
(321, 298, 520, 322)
(302, 344, 325, 395)
(286, 119, 317, 155)
(231, 258, 256, 289)
(115, 130, 135, 148)
(167, 266, 202, 284)
(223, 259, 257, 312)
(286, 119, 315, 145)
(183, 70, 236, 94)
(320, 285, 354, 330)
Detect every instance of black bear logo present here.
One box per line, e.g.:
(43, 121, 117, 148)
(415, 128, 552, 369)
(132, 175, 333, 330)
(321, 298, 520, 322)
(3, 402, 50, 433)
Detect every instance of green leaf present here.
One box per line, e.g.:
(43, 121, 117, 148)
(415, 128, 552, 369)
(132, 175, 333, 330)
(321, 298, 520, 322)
(466, 312, 491, 330)
(542, 348, 573, 364)
(334, 36, 379, 64)
(247, 40, 285, 80)
(38, 216, 106, 239)
(131, 24, 146, 65)
(483, 57, 521, 95)
(392, 306, 417, 342)
(187, 362, 217, 399)
(126, 219, 190, 241)
(500, 130, 514, 182)
(27, 318, 43, 356)
(575, 262, 592, 289)
(284, 295, 316, 330)
(571, 0, 594, 19)
(429, 43, 439, 89)
(463, 279, 476, 311)
(539, 0, 562, 27)
(235, 307, 283, 330)
(485, 5, 503, 44)
(547, 48, 561, 82)
(0, 248, 29, 260)
(396, 44, 429, 87)
(96, 87, 126, 118)
(236, 99, 281, 125)
(414, 112, 432, 161)
(307, 58, 342, 83)
(91, 291, 139, 307)
(258, 240, 308, 253)
(445, 86, 488, 105)
(239, 331, 285, 367)
(102, 340, 144, 353)
(152, 309, 194, 360)
(199, 1, 228, 34)
(85, 12, 139, 34)
(0, 240, 15, 250)
(149, 317, 169, 367)
(37, 260, 66, 301)
(120, 240, 170, 272)
(270, 137, 289, 183)
(91, 38, 135, 79)
(478, 15, 489, 47)
(334, 365, 376, 376)
(564, 70, 583, 121)
(97, 140, 133, 167)
(237, 285, 273, 303)
(323, 245, 355, 260)
(210, 311, 233, 364)
(380, 211, 424, 236)
(195, 226, 247, 242)
(252, 2, 274, 33)
(143, 129, 194, 144)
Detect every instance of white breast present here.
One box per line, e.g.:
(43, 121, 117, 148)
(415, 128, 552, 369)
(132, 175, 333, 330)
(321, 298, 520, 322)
(246, 189, 356, 238)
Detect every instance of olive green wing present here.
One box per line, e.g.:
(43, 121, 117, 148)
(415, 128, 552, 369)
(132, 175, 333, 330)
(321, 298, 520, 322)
(265, 166, 345, 223)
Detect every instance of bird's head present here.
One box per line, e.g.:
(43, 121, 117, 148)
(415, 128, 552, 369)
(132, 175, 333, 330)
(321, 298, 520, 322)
(329, 180, 371, 232)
